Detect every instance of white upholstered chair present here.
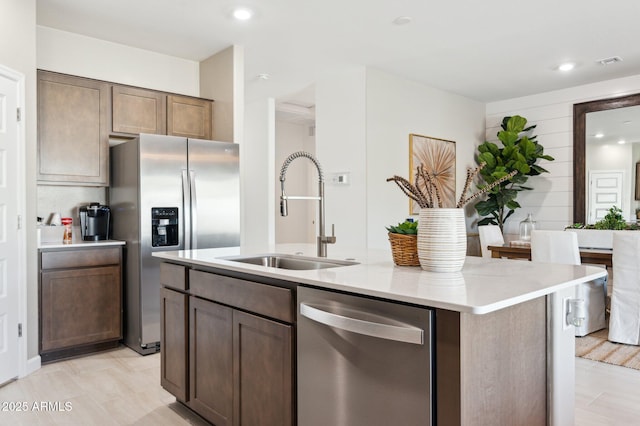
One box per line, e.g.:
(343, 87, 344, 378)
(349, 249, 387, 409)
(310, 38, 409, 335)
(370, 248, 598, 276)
(531, 230, 606, 337)
(478, 225, 504, 258)
(608, 232, 640, 345)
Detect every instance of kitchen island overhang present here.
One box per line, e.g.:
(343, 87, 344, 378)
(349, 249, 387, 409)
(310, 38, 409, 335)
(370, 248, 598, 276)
(153, 245, 607, 315)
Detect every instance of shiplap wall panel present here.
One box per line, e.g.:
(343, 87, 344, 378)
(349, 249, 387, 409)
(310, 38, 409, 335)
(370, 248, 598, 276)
(485, 74, 640, 234)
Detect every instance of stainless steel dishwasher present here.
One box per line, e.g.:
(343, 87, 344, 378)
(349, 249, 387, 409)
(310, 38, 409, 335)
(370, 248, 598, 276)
(297, 286, 433, 426)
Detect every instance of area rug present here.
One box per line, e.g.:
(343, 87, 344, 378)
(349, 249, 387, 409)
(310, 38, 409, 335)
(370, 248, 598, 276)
(575, 328, 640, 370)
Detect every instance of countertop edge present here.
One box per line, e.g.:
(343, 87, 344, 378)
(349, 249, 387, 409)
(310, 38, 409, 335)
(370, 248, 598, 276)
(153, 249, 607, 314)
(39, 240, 126, 250)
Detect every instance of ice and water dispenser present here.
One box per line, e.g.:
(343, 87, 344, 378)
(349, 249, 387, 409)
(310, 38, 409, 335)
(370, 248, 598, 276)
(151, 207, 179, 247)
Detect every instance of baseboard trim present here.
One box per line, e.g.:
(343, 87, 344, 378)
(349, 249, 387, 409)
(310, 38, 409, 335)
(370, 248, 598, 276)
(22, 355, 41, 378)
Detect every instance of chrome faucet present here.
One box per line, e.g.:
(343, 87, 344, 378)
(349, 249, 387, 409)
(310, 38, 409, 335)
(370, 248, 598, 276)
(279, 151, 336, 257)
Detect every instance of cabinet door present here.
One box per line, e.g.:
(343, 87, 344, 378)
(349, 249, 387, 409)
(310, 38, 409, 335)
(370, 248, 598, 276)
(167, 94, 213, 140)
(40, 265, 121, 351)
(160, 287, 188, 402)
(233, 310, 293, 426)
(37, 70, 110, 185)
(189, 297, 233, 426)
(112, 85, 166, 136)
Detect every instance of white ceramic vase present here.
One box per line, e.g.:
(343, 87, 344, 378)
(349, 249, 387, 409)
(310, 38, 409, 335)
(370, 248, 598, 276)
(417, 208, 467, 272)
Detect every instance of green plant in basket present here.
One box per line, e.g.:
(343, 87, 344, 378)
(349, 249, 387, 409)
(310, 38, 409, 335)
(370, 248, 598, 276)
(386, 220, 418, 235)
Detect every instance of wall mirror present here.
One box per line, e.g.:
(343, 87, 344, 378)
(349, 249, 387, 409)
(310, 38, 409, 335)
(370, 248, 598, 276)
(573, 93, 640, 224)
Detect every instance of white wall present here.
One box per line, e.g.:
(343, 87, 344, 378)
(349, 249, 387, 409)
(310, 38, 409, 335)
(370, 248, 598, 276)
(486, 74, 640, 235)
(1, 0, 37, 362)
(315, 67, 368, 251)
(200, 46, 243, 143)
(242, 98, 276, 251)
(259, 67, 487, 253)
(275, 120, 315, 244)
(366, 69, 486, 249)
(37, 26, 199, 96)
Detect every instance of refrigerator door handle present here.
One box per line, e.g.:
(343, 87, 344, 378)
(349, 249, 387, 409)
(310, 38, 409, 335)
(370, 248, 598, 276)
(189, 170, 198, 249)
(182, 169, 191, 250)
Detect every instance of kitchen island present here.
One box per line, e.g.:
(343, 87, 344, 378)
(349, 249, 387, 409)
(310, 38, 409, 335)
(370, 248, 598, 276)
(154, 245, 606, 426)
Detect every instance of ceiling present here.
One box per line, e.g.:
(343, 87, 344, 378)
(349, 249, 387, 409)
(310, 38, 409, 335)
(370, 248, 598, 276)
(36, 0, 640, 104)
(586, 105, 640, 146)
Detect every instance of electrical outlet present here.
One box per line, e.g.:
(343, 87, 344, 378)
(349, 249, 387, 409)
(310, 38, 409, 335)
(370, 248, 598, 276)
(563, 297, 571, 330)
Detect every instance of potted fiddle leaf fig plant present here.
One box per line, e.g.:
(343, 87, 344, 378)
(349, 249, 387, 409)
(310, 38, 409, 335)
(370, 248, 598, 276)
(474, 115, 554, 231)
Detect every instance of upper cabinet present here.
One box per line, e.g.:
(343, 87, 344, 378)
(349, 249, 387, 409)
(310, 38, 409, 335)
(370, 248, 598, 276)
(37, 70, 110, 186)
(167, 95, 213, 140)
(37, 70, 216, 186)
(111, 86, 166, 136)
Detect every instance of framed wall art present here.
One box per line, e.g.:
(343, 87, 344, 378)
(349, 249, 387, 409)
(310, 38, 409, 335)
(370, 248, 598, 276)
(409, 134, 456, 214)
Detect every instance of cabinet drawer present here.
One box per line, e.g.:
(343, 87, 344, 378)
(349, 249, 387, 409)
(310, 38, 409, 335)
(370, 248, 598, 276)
(160, 262, 187, 291)
(190, 270, 293, 323)
(41, 247, 121, 270)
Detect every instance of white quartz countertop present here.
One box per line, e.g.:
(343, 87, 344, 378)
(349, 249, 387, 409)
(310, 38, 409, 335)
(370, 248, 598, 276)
(39, 239, 126, 250)
(153, 244, 607, 315)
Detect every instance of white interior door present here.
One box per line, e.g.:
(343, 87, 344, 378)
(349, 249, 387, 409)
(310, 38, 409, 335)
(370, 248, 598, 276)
(588, 170, 624, 224)
(0, 68, 21, 384)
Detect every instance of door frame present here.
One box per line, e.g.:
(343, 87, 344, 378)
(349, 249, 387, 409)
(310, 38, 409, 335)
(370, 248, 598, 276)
(0, 64, 28, 378)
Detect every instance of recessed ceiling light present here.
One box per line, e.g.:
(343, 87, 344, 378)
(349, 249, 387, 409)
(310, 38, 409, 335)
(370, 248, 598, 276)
(594, 133, 604, 138)
(393, 16, 413, 25)
(558, 62, 575, 72)
(257, 73, 270, 80)
(618, 139, 626, 144)
(623, 120, 632, 125)
(232, 7, 253, 20)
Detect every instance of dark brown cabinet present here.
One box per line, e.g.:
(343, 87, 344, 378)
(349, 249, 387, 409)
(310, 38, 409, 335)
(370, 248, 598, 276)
(112, 85, 167, 136)
(160, 263, 294, 426)
(37, 70, 110, 186)
(160, 287, 189, 402)
(167, 94, 213, 140)
(189, 297, 233, 425)
(233, 310, 293, 426)
(39, 246, 123, 362)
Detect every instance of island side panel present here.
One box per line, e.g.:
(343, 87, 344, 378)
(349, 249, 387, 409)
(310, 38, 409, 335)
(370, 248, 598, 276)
(435, 309, 461, 426)
(436, 297, 547, 426)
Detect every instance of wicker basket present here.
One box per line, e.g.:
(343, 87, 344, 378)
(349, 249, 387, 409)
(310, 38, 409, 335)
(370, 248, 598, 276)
(388, 232, 420, 266)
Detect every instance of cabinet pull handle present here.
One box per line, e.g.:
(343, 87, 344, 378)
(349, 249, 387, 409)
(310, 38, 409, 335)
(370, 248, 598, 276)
(299, 303, 424, 345)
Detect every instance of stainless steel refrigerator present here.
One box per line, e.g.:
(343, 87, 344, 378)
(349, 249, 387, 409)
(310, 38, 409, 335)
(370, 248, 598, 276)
(110, 134, 240, 354)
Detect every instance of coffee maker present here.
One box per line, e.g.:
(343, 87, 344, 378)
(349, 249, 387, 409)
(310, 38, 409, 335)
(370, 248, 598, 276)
(79, 203, 111, 241)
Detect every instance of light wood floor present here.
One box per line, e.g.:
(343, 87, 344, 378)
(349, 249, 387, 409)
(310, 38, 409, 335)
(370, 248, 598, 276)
(0, 346, 207, 425)
(1, 346, 639, 425)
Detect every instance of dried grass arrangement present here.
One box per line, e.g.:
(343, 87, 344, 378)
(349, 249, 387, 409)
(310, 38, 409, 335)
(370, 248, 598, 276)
(387, 162, 517, 209)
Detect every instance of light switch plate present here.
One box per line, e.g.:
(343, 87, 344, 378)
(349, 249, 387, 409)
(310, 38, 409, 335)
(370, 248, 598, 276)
(330, 172, 350, 185)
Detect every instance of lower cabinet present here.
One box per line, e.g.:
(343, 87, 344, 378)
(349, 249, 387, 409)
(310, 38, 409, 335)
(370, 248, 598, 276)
(160, 263, 295, 426)
(189, 297, 293, 426)
(39, 246, 123, 362)
(189, 297, 233, 425)
(160, 287, 189, 402)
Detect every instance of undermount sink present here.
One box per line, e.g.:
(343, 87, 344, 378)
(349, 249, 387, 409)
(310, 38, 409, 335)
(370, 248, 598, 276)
(222, 254, 359, 270)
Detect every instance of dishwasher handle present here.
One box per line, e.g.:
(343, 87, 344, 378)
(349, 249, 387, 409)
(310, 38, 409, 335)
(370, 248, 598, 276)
(300, 303, 424, 345)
